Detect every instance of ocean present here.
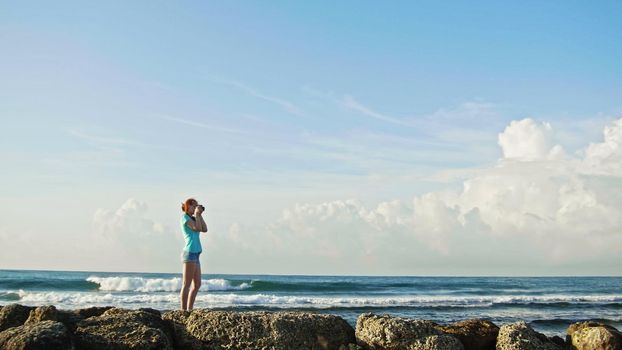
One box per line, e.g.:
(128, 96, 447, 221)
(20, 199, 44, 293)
(1, 270, 620, 336)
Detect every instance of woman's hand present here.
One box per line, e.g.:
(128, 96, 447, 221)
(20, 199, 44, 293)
(194, 205, 204, 216)
(195, 205, 208, 232)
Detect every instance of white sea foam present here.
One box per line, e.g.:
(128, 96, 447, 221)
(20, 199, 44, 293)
(86, 276, 250, 292)
(15, 290, 622, 309)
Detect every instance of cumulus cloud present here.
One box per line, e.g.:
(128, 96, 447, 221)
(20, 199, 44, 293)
(205, 118, 622, 275)
(423, 118, 621, 265)
(421, 118, 622, 266)
(582, 118, 622, 175)
(0, 226, 35, 266)
(206, 199, 418, 274)
(93, 199, 164, 239)
(92, 198, 180, 271)
(498, 118, 565, 160)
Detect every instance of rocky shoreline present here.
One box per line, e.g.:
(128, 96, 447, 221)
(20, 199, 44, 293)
(0, 304, 621, 349)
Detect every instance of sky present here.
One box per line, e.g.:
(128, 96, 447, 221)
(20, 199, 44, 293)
(1, 1, 621, 275)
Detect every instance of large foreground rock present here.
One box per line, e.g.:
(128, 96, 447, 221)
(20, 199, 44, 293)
(163, 309, 356, 350)
(0, 320, 71, 350)
(25, 305, 59, 325)
(0, 304, 34, 332)
(74, 307, 173, 350)
(22, 305, 84, 330)
(356, 313, 463, 350)
(496, 322, 562, 350)
(567, 321, 622, 350)
(439, 320, 499, 350)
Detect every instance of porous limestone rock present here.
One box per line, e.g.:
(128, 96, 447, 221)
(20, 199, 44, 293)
(567, 321, 622, 350)
(496, 322, 562, 350)
(164, 309, 356, 350)
(439, 319, 499, 350)
(74, 307, 173, 350)
(161, 310, 203, 350)
(25, 305, 59, 325)
(410, 334, 465, 350)
(356, 313, 463, 350)
(73, 306, 113, 319)
(0, 320, 71, 350)
(0, 304, 34, 332)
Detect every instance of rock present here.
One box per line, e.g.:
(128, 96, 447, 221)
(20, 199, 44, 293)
(411, 335, 465, 350)
(0, 304, 34, 332)
(55, 310, 84, 332)
(161, 310, 190, 325)
(165, 309, 355, 350)
(25, 305, 59, 325)
(73, 306, 113, 319)
(356, 313, 462, 350)
(139, 307, 162, 317)
(439, 319, 499, 350)
(567, 321, 622, 350)
(548, 336, 566, 348)
(567, 321, 608, 337)
(496, 321, 562, 350)
(16, 304, 82, 332)
(74, 308, 173, 350)
(21, 305, 83, 332)
(0, 320, 71, 350)
(162, 310, 202, 350)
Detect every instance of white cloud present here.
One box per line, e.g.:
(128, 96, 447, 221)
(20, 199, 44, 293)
(0, 225, 36, 266)
(417, 118, 622, 266)
(23, 117, 615, 275)
(581, 118, 622, 175)
(203, 118, 622, 275)
(498, 118, 565, 160)
(94, 198, 158, 238)
(205, 199, 418, 274)
(92, 198, 181, 271)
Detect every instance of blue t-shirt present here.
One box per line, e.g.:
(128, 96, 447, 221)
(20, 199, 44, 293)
(181, 214, 202, 253)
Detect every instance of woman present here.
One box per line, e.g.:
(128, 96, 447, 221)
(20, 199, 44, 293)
(179, 197, 208, 311)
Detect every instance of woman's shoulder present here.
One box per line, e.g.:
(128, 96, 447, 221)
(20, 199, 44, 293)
(181, 213, 196, 221)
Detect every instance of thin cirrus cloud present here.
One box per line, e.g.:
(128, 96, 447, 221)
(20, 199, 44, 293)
(205, 77, 305, 117)
(340, 95, 414, 127)
(65, 128, 134, 152)
(338, 94, 504, 145)
(63, 127, 186, 155)
(158, 115, 250, 135)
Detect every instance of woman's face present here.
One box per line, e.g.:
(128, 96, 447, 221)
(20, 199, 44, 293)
(187, 201, 197, 214)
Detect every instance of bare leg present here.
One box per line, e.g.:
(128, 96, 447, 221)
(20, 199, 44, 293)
(180, 262, 196, 311)
(188, 263, 202, 311)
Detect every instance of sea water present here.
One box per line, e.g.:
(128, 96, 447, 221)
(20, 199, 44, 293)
(1, 270, 620, 336)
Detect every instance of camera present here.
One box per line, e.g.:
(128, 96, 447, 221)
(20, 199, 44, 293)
(197, 204, 205, 211)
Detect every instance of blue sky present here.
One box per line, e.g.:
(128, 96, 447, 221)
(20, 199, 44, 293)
(1, 1, 621, 274)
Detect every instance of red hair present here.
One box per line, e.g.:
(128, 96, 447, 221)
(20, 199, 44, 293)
(181, 198, 197, 213)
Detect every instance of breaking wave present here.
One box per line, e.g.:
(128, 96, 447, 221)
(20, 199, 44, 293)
(86, 276, 251, 292)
